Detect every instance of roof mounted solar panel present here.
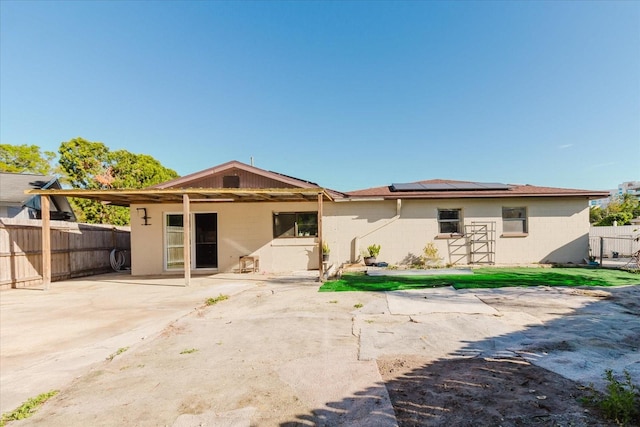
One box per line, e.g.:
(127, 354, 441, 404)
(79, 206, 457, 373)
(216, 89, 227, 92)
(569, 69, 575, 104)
(390, 183, 424, 191)
(390, 182, 511, 192)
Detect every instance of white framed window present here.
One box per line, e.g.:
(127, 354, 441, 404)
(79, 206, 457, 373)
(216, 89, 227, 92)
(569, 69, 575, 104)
(438, 209, 462, 234)
(502, 207, 528, 234)
(273, 212, 318, 238)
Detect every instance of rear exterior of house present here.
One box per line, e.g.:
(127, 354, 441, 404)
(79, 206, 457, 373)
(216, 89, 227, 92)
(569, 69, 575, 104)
(128, 162, 606, 276)
(323, 196, 590, 267)
(129, 161, 332, 276)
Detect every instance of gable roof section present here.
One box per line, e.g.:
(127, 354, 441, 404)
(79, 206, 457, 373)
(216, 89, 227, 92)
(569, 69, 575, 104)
(347, 179, 608, 200)
(153, 160, 321, 190)
(1, 172, 77, 221)
(0, 172, 58, 204)
(24, 162, 339, 207)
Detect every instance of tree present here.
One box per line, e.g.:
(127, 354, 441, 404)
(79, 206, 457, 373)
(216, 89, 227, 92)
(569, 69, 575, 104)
(593, 193, 640, 226)
(0, 144, 56, 175)
(58, 137, 179, 225)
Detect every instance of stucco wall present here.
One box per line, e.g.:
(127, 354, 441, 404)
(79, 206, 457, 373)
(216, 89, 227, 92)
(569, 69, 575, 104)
(323, 197, 590, 266)
(130, 201, 319, 275)
(130, 196, 591, 276)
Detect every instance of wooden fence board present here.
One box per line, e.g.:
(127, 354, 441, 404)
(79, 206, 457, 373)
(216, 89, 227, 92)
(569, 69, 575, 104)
(0, 218, 130, 289)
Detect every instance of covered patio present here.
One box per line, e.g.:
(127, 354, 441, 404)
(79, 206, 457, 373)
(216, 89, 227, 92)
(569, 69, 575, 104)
(26, 187, 334, 287)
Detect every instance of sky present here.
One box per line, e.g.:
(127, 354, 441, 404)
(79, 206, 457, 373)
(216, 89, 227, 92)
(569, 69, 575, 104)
(1, 1, 638, 192)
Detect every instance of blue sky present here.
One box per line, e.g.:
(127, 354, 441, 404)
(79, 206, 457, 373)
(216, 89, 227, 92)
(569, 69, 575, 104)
(1, 1, 638, 192)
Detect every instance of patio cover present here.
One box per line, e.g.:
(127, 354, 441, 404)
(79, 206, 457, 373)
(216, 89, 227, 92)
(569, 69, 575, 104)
(25, 188, 334, 288)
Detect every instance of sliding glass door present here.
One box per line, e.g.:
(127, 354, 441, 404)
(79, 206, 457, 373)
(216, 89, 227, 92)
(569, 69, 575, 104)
(165, 212, 218, 270)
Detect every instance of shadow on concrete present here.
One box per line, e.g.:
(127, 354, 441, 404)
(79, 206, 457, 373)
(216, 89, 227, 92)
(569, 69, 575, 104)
(282, 285, 640, 426)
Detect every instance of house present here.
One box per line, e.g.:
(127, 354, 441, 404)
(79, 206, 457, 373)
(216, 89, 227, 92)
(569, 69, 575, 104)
(329, 179, 606, 266)
(0, 172, 76, 221)
(26, 160, 608, 284)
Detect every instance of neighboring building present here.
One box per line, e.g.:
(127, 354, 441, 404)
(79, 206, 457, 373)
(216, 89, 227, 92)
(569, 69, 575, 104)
(123, 161, 606, 275)
(0, 173, 76, 221)
(589, 181, 640, 208)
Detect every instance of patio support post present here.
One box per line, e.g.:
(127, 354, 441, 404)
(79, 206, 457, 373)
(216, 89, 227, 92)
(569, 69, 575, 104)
(318, 192, 324, 282)
(183, 194, 191, 287)
(41, 195, 51, 290)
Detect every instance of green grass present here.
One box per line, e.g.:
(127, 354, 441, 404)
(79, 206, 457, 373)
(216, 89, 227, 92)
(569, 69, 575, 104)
(1, 390, 59, 426)
(205, 294, 229, 306)
(319, 268, 640, 292)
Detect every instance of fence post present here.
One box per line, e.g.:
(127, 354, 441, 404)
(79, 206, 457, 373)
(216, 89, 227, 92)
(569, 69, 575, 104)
(599, 237, 604, 266)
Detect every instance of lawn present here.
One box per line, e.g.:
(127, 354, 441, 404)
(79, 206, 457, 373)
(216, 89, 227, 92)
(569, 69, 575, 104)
(318, 267, 640, 292)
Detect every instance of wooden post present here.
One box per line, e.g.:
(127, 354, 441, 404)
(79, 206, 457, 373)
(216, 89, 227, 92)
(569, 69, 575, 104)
(599, 237, 604, 267)
(41, 195, 51, 290)
(318, 192, 324, 282)
(183, 194, 191, 287)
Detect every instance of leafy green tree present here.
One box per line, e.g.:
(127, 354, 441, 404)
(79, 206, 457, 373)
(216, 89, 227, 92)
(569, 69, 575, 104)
(58, 137, 179, 225)
(0, 144, 56, 174)
(593, 193, 640, 226)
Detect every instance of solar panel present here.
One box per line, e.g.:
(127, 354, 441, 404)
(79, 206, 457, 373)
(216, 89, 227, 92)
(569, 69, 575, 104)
(390, 182, 510, 192)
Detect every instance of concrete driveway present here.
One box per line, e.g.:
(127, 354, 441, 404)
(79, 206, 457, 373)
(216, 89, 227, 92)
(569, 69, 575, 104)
(1, 272, 638, 426)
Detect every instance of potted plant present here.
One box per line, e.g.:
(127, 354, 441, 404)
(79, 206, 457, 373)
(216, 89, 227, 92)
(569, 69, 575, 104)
(364, 244, 380, 266)
(322, 242, 330, 262)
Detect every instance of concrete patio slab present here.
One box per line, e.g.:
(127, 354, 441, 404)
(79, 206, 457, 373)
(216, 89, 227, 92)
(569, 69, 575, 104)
(1, 273, 638, 426)
(386, 287, 499, 315)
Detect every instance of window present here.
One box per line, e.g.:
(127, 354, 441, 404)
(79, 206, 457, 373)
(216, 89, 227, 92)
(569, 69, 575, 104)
(502, 207, 527, 234)
(273, 212, 318, 238)
(438, 209, 462, 234)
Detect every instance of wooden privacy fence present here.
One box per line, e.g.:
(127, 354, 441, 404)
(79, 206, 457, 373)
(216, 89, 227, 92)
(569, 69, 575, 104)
(0, 218, 130, 290)
(589, 225, 640, 258)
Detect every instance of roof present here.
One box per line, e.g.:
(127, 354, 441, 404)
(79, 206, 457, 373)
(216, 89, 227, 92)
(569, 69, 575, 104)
(346, 179, 609, 200)
(24, 161, 339, 207)
(0, 172, 59, 204)
(1, 172, 77, 221)
(24, 188, 335, 207)
(154, 160, 324, 190)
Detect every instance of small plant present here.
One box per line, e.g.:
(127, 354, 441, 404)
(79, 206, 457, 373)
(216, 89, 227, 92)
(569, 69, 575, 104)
(422, 242, 442, 267)
(583, 369, 639, 426)
(322, 242, 330, 254)
(205, 294, 229, 306)
(1, 390, 59, 425)
(354, 303, 363, 309)
(367, 244, 381, 258)
(328, 300, 338, 304)
(180, 348, 198, 354)
(106, 346, 129, 361)
(600, 369, 639, 425)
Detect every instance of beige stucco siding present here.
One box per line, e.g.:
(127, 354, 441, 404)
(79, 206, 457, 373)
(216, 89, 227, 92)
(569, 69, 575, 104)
(130, 201, 320, 276)
(130, 196, 591, 275)
(323, 197, 591, 266)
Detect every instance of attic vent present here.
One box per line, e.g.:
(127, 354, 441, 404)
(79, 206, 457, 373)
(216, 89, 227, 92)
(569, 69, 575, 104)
(223, 175, 240, 188)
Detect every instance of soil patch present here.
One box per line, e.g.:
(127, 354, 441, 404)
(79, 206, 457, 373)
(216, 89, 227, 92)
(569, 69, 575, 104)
(378, 355, 619, 427)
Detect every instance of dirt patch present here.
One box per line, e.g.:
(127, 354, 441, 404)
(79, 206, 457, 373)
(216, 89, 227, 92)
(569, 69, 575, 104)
(378, 355, 618, 427)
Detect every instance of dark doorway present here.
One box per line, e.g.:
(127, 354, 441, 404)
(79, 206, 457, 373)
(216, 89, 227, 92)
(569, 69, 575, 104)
(195, 213, 218, 268)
